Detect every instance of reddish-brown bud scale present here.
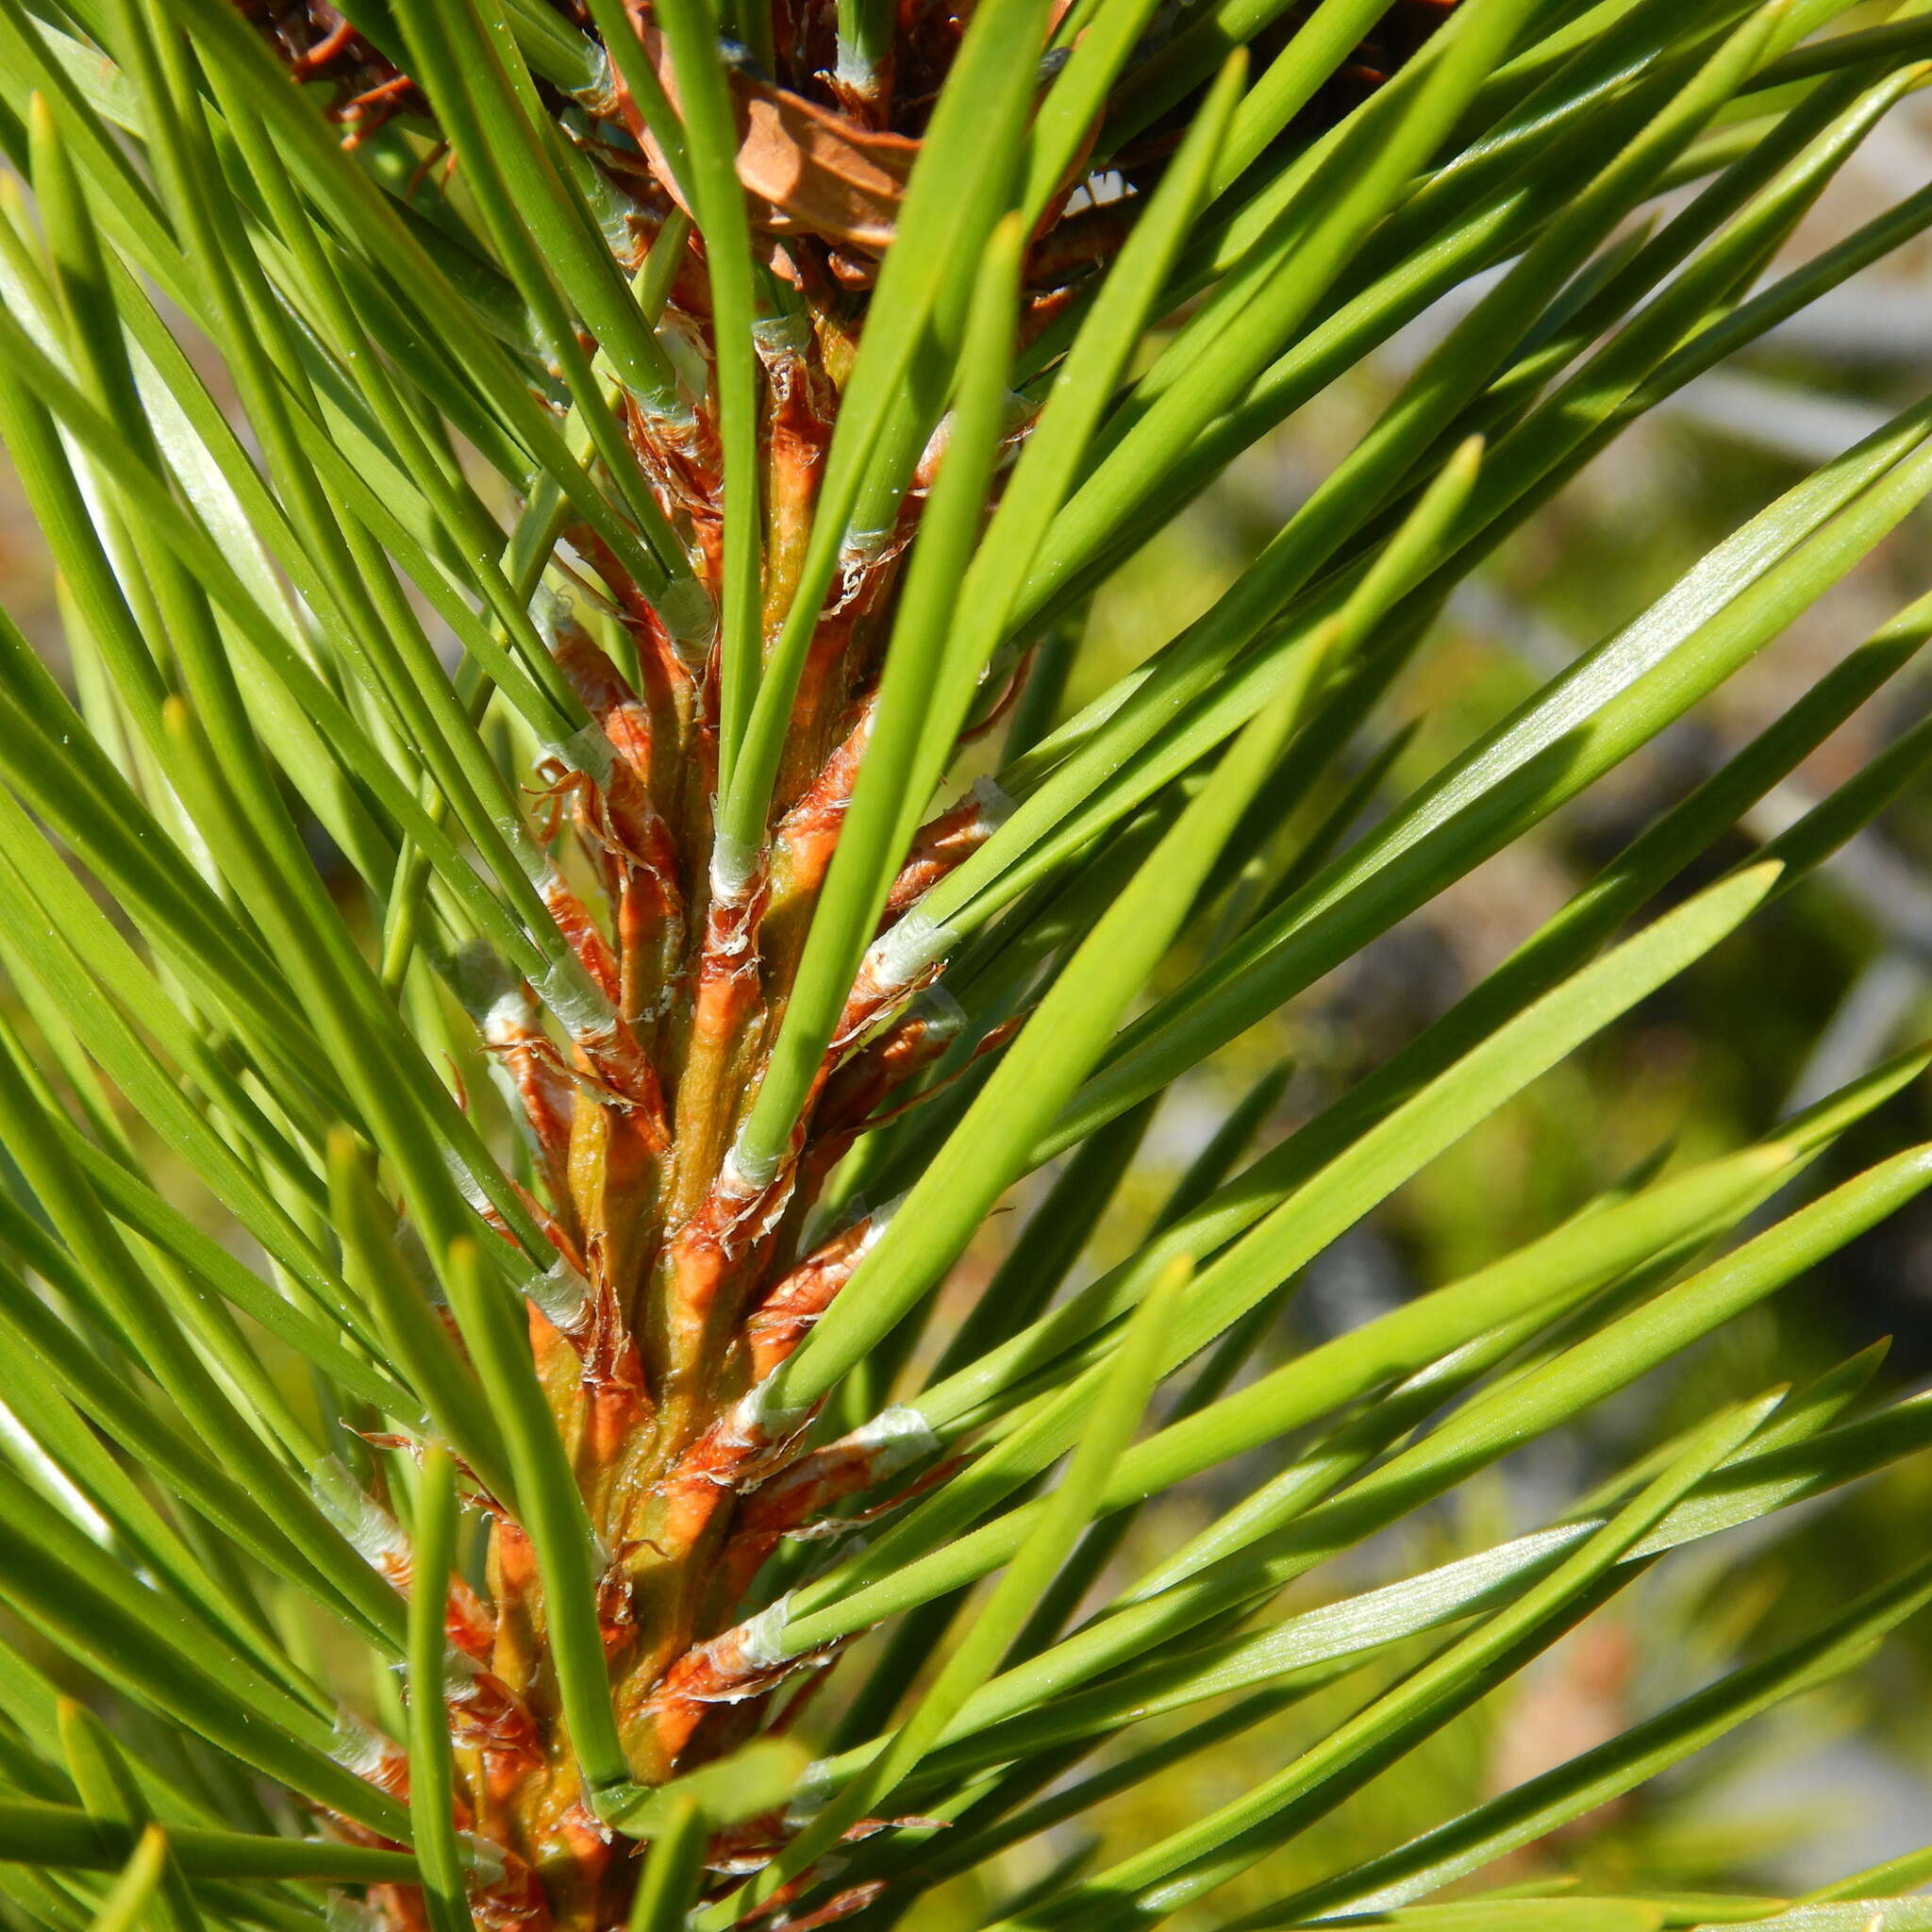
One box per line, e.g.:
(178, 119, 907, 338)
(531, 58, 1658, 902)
(879, 790, 996, 923)
(743, 1212, 874, 1378)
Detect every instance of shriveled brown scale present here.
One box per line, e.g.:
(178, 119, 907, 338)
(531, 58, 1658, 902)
(742, 1209, 877, 1375)
(1026, 197, 1140, 288)
(234, 0, 425, 139)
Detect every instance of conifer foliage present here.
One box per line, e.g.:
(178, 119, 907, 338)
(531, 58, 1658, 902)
(2, 0, 1932, 1926)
